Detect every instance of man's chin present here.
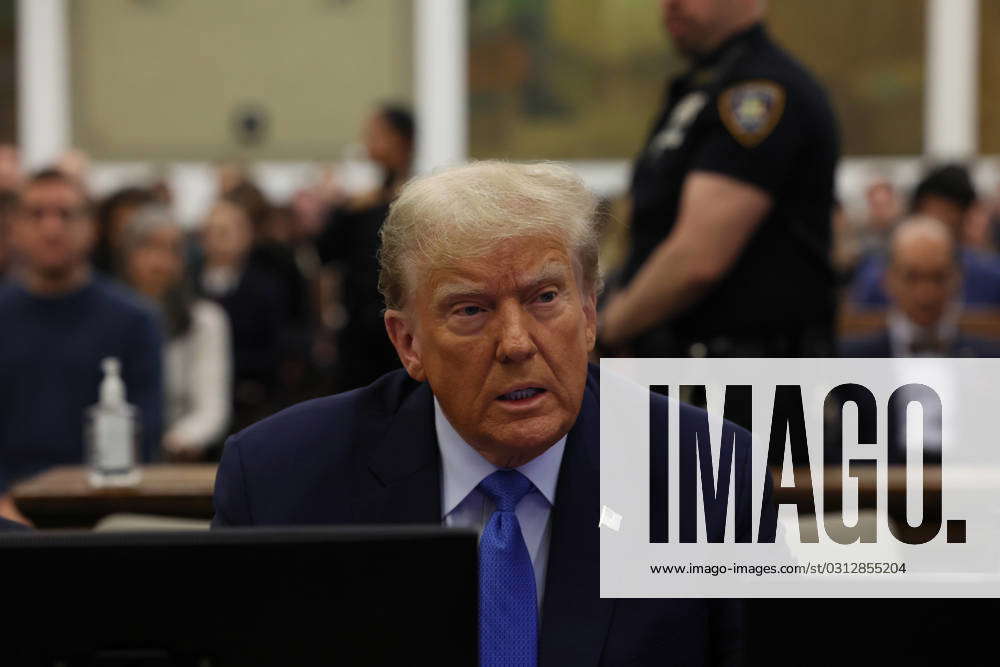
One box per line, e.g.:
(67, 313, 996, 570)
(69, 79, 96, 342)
(36, 264, 76, 281)
(484, 416, 572, 461)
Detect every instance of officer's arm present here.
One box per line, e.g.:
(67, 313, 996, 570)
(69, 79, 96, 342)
(601, 171, 771, 345)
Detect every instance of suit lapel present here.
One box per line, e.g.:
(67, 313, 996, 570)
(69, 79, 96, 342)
(352, 381, 442, 525)
(539, 371, 615, 666)
(350, 368, 615, 663)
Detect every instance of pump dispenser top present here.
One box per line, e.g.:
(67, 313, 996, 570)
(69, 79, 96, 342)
(99, 358, 125, 406)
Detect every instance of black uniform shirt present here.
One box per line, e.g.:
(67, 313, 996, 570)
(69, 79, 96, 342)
(624, 23, 839, 351)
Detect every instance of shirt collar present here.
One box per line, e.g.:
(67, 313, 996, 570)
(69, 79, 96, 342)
(434, 397, 566, 519)
(887, 301, 962, 356)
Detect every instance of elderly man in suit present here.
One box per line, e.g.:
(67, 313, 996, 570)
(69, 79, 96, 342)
(841, 215, 1000, 358)
(213, 162, 761, 666)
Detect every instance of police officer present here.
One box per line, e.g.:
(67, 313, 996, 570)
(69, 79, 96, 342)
(599, 0, 839, 357)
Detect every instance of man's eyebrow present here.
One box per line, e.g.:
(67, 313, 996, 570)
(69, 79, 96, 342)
(431, 262, 572, 303)
(518, 263, 570, 291)
(432, 281, 489, 304)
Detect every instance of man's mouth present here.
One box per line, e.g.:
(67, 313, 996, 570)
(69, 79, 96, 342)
(497, 387, 547, 402)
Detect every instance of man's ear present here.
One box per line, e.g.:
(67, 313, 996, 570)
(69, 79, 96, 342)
(584, 289, 597, 351)
(385, 308, 426, 381)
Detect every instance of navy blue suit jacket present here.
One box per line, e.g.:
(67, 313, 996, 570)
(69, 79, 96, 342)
(214, 365, 765, 666)
(839, 330, 1000, 358)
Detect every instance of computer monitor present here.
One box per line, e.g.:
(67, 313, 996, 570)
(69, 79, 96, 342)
(0, 525, 478, 666)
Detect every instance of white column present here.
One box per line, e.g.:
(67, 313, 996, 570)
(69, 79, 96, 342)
(925, 0, 979, 159)
(17, 0, 71, 171)
(414, 0, 467, 174)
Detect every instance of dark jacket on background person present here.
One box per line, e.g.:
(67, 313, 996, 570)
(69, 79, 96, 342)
(199, 264, 284, 430)
(839, 330, 1000, 358)
(316, 202, 400, 390)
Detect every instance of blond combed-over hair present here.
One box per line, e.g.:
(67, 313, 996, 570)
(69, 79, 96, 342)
(378, 161, 601, 310)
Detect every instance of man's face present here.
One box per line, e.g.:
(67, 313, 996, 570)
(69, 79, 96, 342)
(661, 0, 741, 57)
(866, 181, 902, 231)
(885, 235, 959, 328)
(9, 180, 94, 279)
(386, 237, 597, 467)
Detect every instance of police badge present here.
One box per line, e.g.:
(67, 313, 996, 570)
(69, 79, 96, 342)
(718, 80, 786, 148)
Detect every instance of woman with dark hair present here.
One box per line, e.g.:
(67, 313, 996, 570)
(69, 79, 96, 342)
(93, 187, 156, 276)
(198, 199, 285, 431)
(316, 104, 415, 390)
(121, 204, 232, 460)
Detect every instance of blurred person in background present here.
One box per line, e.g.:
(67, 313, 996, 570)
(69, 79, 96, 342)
(122, 204, 232, 461)
(834, 217, 998, 470)
(316, 104, 414, 389)
(849, 164, 1000, 308)
(832, 180, 904, 286)
(91, 186, 155, 276)
(226, 180, 309, 339)
(224, 180, 313, 407)
(0, 145, 22, 280)
(266, 202, 324, 389)
(841, 216, 1000, 358)
(858, 179, 904, 256)
(275, 196, 324, 284)
(979, 182, 1000, 252)
(0, 144, 23, 193)
(0, 169, 163, 522)
(0, 190, 16, 280)
(599, 0, 839, 358)
(198, 198, 283, 431)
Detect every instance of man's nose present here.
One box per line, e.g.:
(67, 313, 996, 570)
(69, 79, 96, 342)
(38, 212, 67, 235)
(495, 302, 537, 363)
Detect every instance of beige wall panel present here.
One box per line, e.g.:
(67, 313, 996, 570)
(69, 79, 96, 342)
(71, 0, 412, 160)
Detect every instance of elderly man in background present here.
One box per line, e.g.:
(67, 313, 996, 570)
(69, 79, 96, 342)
(214, 161, 764, 666)
(841, 216, 1000, 358)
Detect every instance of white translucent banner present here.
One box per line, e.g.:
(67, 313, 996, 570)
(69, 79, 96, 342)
(600, 358, 1000, 597)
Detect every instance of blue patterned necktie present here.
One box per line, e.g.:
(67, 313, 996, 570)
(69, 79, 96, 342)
(477, 469, 538, 667)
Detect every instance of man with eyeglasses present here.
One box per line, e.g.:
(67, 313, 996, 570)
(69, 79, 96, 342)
(0, 168, 163, 524)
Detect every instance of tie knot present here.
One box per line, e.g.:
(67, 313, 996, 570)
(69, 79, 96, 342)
(478, 469, 534, 513)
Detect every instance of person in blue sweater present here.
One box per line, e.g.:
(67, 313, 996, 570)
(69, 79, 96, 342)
(0, 168, 163, 523)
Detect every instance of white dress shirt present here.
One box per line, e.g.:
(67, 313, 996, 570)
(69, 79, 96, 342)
(886, 303, 960, 357)
(164, 299, 232, 451)
(434, 398, 566, 608)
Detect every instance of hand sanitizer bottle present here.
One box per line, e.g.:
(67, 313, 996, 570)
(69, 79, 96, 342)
(87, 358, 142, 487)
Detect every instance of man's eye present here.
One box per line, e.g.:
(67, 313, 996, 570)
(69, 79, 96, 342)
(537, 291, 557, 303)
(457, 305, 484, 316)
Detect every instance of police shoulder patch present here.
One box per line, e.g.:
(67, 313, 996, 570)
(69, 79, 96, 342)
(718, 80, 786, 148)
